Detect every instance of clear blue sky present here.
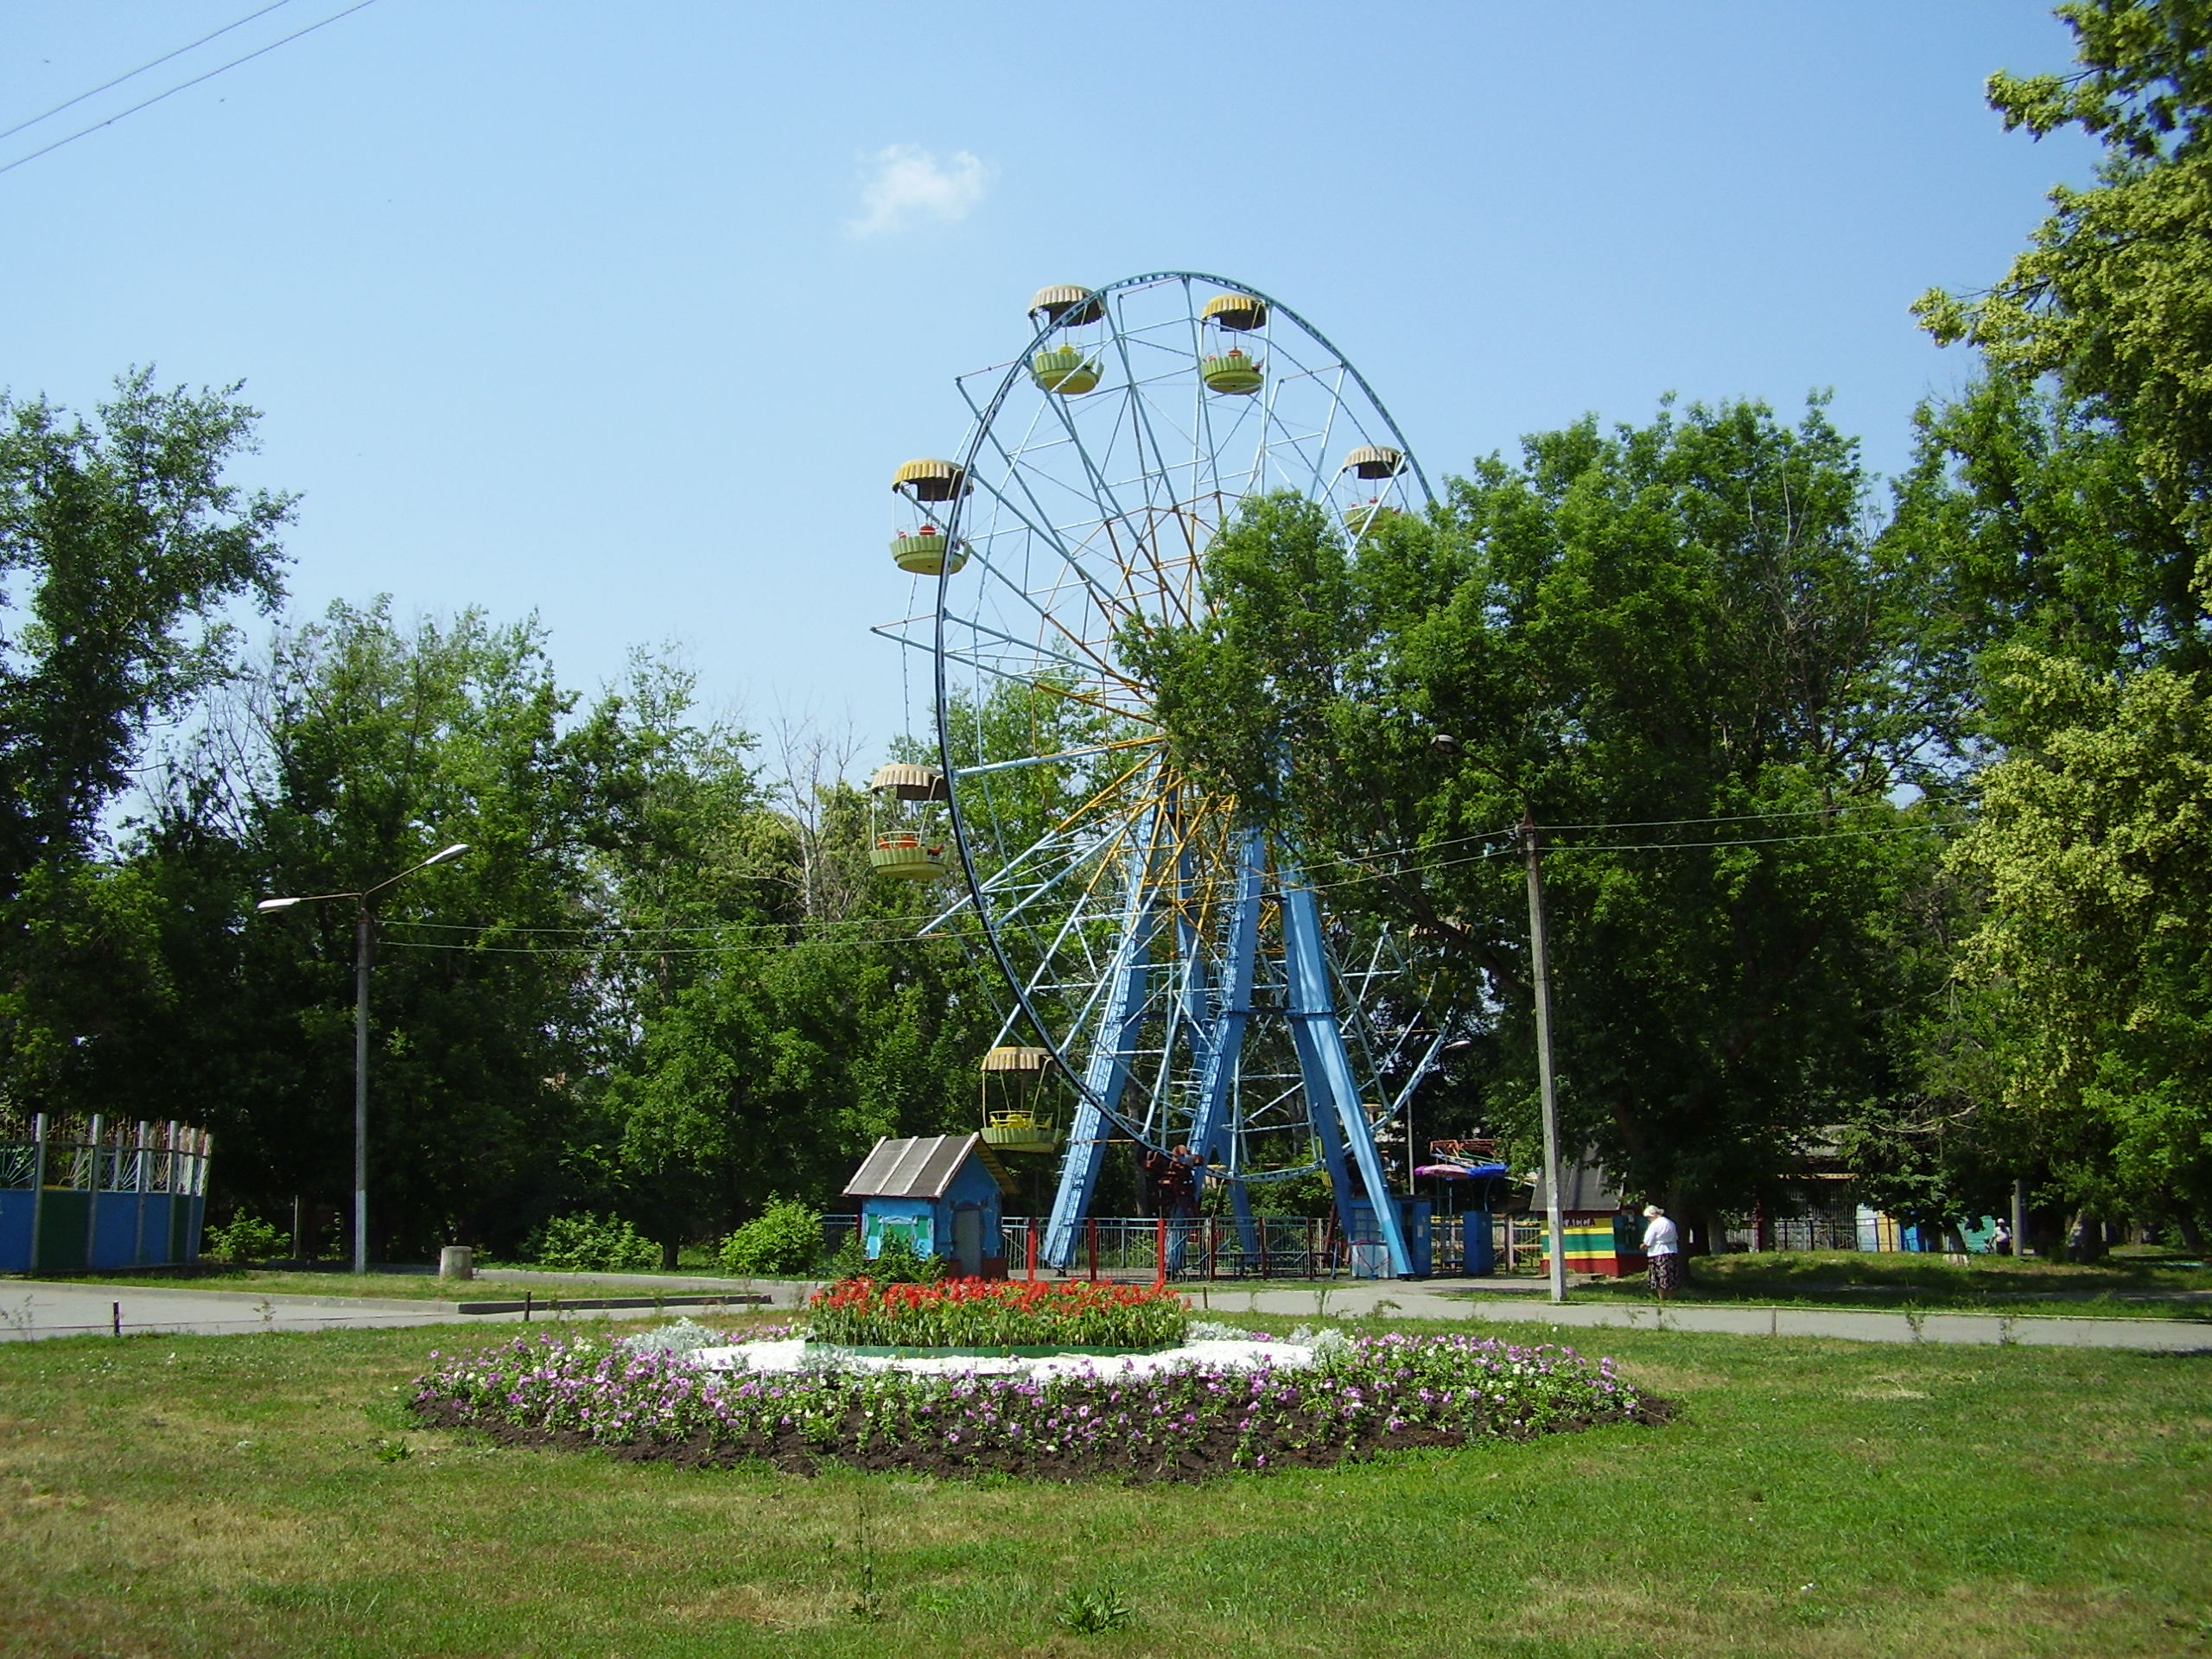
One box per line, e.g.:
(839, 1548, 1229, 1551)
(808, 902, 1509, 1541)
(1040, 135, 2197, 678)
(3, 2, 2096, 762)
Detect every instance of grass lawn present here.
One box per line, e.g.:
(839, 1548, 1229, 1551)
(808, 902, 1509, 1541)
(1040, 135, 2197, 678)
(1, 1314, 2206, 1656)
(33, 1267, 769, 1302)
(1556, 1249, 2212, 1320)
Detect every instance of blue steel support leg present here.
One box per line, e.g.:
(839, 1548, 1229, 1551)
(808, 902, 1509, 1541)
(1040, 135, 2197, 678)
(1281, 870, 1414, 1276)
(1229, 1175, 1259, 1262)
(1185, 827, 1263, 1225)
(1042, 816, 1157, 1268)
(1165, 812, 1212, 1274)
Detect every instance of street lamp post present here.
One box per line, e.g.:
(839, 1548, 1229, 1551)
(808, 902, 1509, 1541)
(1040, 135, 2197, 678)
(257, 842, 469, 1274)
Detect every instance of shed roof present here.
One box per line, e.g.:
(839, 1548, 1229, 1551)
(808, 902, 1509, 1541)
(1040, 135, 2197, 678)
(1529, 1161, 1631, 1212)
(843, 1133, 1011, 1199)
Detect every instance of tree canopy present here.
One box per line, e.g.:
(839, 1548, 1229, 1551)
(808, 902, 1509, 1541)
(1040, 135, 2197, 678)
(4, 4, 2209, 1259)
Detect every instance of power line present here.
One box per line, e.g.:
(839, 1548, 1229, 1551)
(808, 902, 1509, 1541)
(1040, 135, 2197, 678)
(376, 815, 1951, 951)
(380, 930, 946, 961)
(1542, 800, 1921, 834)
(1537, 822, 1948, 855)
(372, 818, 1953, 966)
(0, 1, 297, 146)
(1294, 798, 1939, 882)
(0, 0, 378, 180)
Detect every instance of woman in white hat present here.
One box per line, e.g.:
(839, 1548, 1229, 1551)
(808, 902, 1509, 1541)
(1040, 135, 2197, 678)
(1642, 1204, 1683, 1300)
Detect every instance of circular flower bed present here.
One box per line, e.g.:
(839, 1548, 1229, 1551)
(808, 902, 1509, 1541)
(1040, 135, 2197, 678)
(412, 1328, 1668, 1482)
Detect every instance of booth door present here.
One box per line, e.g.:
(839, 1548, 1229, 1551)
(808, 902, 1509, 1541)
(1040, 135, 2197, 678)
(953, 1206, 982, 1276)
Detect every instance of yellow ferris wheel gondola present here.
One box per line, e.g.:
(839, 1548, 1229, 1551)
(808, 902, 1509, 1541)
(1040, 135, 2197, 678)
(1027, 285, 1104, 396)
(867, 761, 952, 880)
(1339, 445, 1409, 537)
(979, 1046, 1060, 1154)
(1199, 292, 1268, 395)
(888, 460, 971, 576)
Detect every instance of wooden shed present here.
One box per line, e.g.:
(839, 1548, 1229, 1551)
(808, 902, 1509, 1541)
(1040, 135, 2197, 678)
(1531, 1162, 1648, 1279)
(843, 1133, 1013, 1279)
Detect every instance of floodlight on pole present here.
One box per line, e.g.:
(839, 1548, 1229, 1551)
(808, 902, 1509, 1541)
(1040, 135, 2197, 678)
(251, 842, 471, 1274)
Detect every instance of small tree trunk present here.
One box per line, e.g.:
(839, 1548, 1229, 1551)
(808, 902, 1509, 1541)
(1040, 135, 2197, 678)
(660, 1237, 679, 1271)
(2172, 1211, 2206, 1255)
(2066, 1210, 2108, 1263)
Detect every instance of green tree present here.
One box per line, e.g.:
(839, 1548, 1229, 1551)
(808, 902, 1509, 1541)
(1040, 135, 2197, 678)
(1132, 401, 1946, 1241)
(1904, 0, 2212, 1247)
(0, 371, 290, 1109)
(601, 817, 1001, 1247)
(117, 603, 772, 1258)
(1915, 0, 2212, 571)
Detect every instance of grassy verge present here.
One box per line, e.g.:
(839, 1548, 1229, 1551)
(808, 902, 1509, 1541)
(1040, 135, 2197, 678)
(1, 1313, 2206, 1656)
(25, 1267, 768, 1301)
(1553, 1249, 2212, 1319)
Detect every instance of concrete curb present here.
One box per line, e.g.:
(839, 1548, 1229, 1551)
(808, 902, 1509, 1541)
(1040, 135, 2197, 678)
(1197, 1281, 2212, 1352)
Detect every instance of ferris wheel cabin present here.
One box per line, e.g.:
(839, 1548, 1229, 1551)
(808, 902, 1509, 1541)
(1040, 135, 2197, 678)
(1340, 443, 1409, 537)
(978, 1045, 1060, 1155)
(1027, 284, 1104, 396)
(1198, 291, 1268, 394)
(889, 458, 971, 576)
(867, 761, 951, 882)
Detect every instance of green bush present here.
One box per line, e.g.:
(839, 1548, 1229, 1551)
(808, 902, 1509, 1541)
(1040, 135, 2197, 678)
(524, 1212, 659, 1273)
(717, 1198, 823, 1276)
(205, 1212, 288, 1264)
(821, 1230, 944, 1287)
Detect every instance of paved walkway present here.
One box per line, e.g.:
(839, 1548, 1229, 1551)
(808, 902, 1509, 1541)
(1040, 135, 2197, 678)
(10, 1272, 2206, 1352)
(1191, 1279, 2212, 1352)
(0, 1276, 817, 1342)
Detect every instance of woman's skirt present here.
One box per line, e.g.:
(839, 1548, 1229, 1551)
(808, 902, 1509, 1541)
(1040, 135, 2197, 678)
(1648, 1252, 1686, 1296)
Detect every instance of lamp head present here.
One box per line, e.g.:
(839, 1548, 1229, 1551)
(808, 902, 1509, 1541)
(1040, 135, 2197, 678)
(256, 897, 303, 912)
(424, 842, 470, 868)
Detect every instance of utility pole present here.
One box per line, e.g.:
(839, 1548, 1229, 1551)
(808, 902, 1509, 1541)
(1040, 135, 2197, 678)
(353, 906, 372, 1275)
(2012, 1174, 2031, 1259)
(1522, 811, 1567, 1305)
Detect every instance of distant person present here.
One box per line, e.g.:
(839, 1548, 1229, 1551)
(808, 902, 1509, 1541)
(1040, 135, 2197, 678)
(1642, 1204, 1683, 1300)
(1989, 1219, 2013, 1256)
(1167, 1145, 1201, 1219)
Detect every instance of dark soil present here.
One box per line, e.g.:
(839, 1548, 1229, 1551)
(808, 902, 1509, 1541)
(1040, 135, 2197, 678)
(413, 1393, 1674, 1484)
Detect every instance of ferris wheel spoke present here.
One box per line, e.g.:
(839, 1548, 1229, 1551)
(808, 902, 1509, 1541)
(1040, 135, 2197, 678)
(953, 733, 1164, 779)
(938, 606, 1112, 686)
(963, 466, 1134, 638)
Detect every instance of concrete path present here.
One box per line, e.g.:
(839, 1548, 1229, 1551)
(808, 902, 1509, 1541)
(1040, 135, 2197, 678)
(0, 1277, 817, 1342)
(1190, 1278, 2212, 1352)
(10, 1270, 2205, 1353)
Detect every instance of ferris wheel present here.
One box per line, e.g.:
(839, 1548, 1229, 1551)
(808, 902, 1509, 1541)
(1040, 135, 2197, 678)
(872, 272, 1449, 1276)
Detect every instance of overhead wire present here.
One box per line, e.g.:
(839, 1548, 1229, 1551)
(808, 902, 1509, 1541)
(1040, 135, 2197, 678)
(0, 0, 379, 180)
(366, 813, 1953, 963)
(0, 1, 297, 145)
(1252, 795, 1948, 886)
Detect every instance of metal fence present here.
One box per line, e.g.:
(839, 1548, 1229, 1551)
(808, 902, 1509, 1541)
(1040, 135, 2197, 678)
(823, 1200, 1932, 1283)
(1009, 1215, 1347, 1281)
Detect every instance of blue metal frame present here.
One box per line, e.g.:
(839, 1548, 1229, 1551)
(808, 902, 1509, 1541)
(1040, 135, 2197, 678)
(1187, 826, 1264, 1255)
(1281, 870, 1415, 1275)
(1042, 811, 1158, 1265)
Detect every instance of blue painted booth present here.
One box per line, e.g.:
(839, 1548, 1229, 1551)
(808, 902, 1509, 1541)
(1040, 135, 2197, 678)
(1346, 1197, 1433, 1278)
(843, 1133, 1012, 1278)
(1, 1114, 209, 1273)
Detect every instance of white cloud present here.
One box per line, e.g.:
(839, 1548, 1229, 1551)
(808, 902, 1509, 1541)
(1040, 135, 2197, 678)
(847, 144, 990, 237)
